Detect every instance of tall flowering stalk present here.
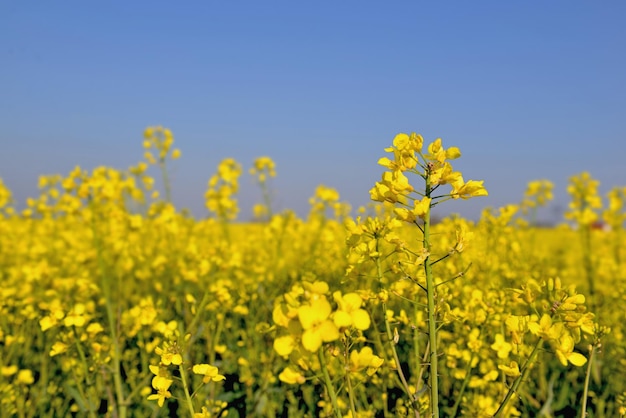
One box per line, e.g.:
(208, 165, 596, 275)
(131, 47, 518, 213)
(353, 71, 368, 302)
(249, 156, 276, 221)
(370, 133, 488, 417)
(603, 186, 626, 264)
(521, 180, 553, 225)
(205, 158, 242, 241)
(142, 126, 181, 204)
(564, 172, 602, 296)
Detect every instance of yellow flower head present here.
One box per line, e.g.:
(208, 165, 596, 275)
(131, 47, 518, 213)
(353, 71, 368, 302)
(192, 363, 226, 383)
(332, 291, 371, 331)
(297, 297, 339, 352)
(279, 366, 306, 384)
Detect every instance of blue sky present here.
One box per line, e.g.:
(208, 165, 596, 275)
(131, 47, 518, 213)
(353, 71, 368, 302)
(1, 1, 625, 222)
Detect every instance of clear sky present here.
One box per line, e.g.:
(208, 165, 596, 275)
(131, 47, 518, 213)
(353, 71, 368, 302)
(1, 1, 625, 222)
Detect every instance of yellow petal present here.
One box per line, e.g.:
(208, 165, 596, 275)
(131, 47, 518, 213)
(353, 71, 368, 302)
(279, 367, 305, 384)
(302, 329, 323, 352)
(352, 309, 371, 331)
(568, 352, 587, 367)
(319, 321, 340, 343)
(333, 311, 352, 328)
(274, 335, 296, 357)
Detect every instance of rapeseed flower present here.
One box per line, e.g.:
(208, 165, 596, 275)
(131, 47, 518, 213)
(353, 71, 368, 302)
(298, 297, 339, 352)
(192, 363, 226, 383)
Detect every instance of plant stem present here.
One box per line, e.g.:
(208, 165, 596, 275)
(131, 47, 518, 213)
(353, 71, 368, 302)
(494, 339, 544, 417)
(423, 179, 440, 418)
(449, 352, 476, 417)
(375, 242, 419, 417)
(91, 204, 126, 418)
(345, 364, 358, 417)
(580, 344, 596, 418)
(261, 180, 273, 220)
(159, 160, 172, 204)
(319, 349, 343, 418)
(179, 363, 196, 417)
(73, 331, 97, 418)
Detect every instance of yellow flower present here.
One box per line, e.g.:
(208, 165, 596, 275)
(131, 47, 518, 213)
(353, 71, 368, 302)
(298, 297, 339, 352)
(528, 314, 562, 341)
(467, 328, 482, 352)
(39, 315, 58, 332)
(555, 334, 587, 367)
(50, 341, 68, 357)
(274, 335, 296, 357)
(413, 197, 431, 219)
(194, 407, 212, 418)
(148, 366, 174, 406)
(192, 363, 226, 383)
(149, 365, 173, 391)
(426, 138, 446, 163)
(147, 388, 172, 407)
(17, 369, 35, 385)
(63, 304, 87, 327)
(279, 366, 306, 384)
(560, 294, 585, 311)
(1, 365, 18, 376)
(453, 226, 473, 253)
(272, 303, 298, 329)
(451, 180, 488, 199)
(332, 291, 371, 331)
(370, 171, 413, 204)
(155, 344, 183, 366)
(349, 347, 384, 376)
(490, 334, 512, 359)
(498, 361, 521, 377)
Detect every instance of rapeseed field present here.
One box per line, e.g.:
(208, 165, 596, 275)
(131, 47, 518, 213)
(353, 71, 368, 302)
(1, 128, 624, 417)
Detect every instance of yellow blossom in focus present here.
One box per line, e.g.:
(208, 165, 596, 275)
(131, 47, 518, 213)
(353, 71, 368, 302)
(332, 291, 371, 331)
(193, 363, 226, 383)
(298, 297, 339, 352)
(555, 334, 587, 367)
(155, 343, 183, 366)
(349, 347, 384, 376)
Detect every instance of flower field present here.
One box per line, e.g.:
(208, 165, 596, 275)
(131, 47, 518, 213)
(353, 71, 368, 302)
(1, 128, 625, 417)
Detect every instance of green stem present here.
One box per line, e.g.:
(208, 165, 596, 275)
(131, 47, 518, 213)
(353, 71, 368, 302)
(179, 363, 196, 417)
(383, 301, 418, 414)
(423, 179, 440, 418)
(261, 180, 273, 220)
(375, 242, 419, 417)
(91, 203, 127, 418)
(413, 301, 422, 393)
(493, 339, 544, 417)
(73, 331, 97, 418)
(220, 219, 231, 244)
(450, 352, 476, 417)
(187, 288, 212, 342)
(209, 314, 225, 365)
(159, 160, 172, 204)
(37, 335, 50, 417)
(345, 364, 358, 417)
(318, 349, 342, 418)
(580, 344, 596, 418)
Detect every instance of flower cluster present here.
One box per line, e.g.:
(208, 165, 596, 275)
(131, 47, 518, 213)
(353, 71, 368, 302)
(205, 158, 242, 221)
(565, 172, 602, 226)
(371, 133, 487, 224)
